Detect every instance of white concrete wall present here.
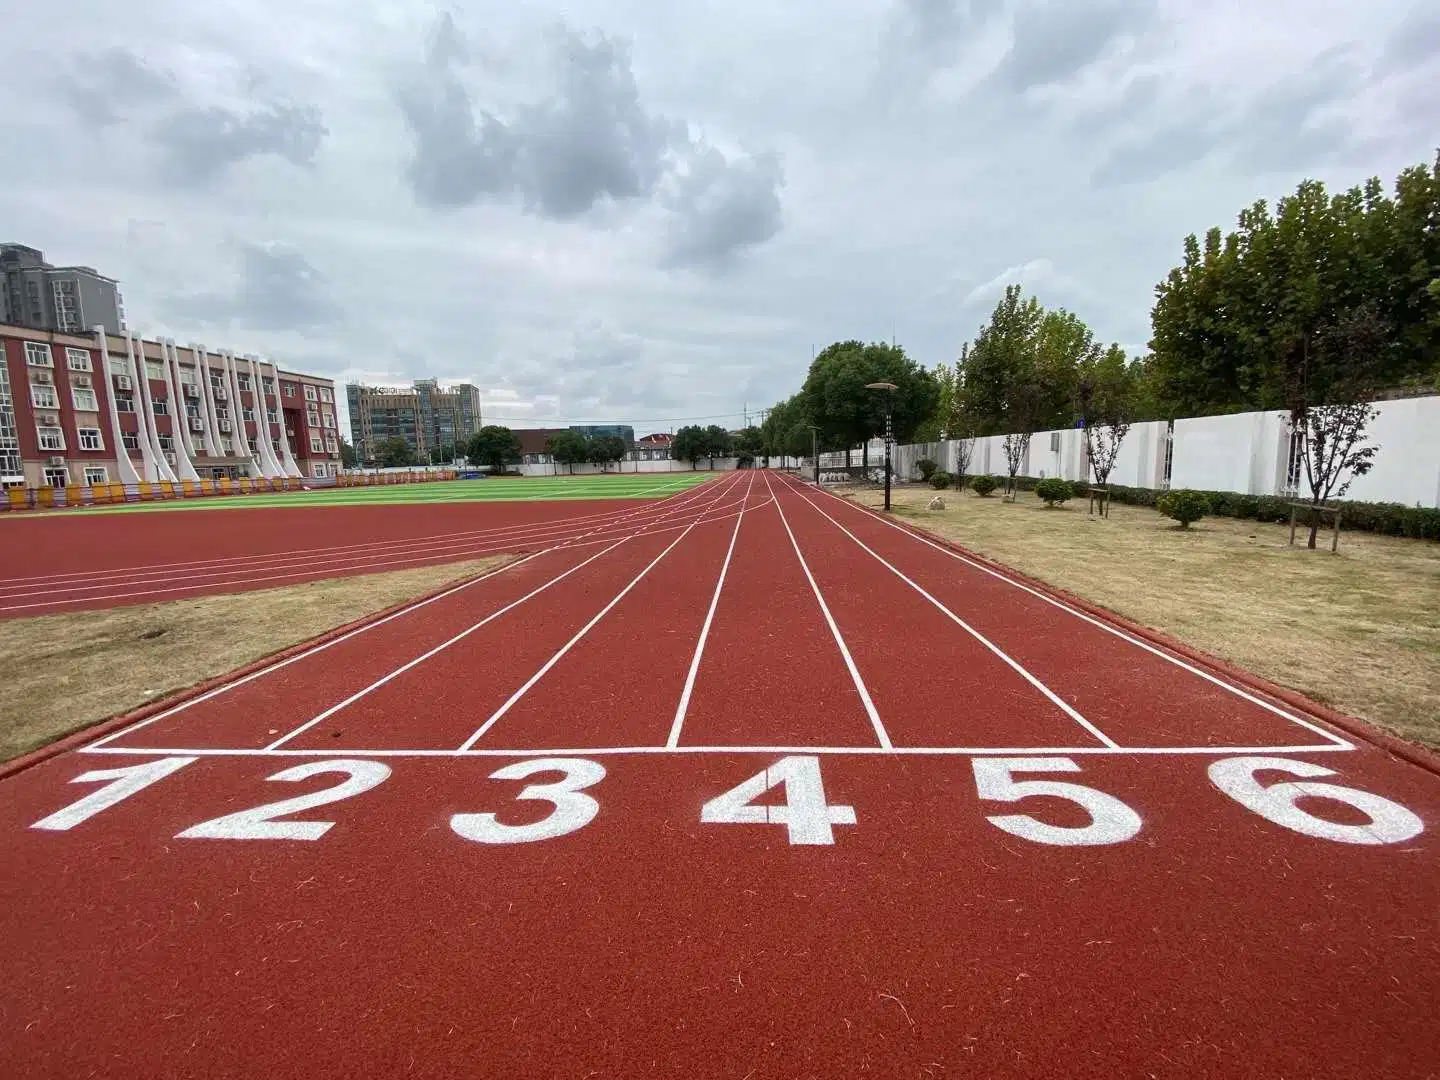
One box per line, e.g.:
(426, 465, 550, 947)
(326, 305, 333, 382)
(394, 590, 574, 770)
(1104, 420, 1167, 488)
(1341, 397, 1440, 507)
(518, 457, 765, 477)
(1170, 411, 1287, 495)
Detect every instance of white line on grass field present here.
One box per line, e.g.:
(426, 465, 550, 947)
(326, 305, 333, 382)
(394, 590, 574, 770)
(765, 472, 893, 751)
(786, 474, 1354, 751)
(85, 476, 738, 751)
(780, 479, 1118, 749)
(80, 742, 1355, 758)
(666, 471, 757, 748)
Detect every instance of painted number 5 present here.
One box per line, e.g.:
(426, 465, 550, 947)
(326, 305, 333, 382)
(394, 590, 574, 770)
(1208, 757, 1424, 845)
(451, 758, 605, 844)
(972, 757, 1142, 846)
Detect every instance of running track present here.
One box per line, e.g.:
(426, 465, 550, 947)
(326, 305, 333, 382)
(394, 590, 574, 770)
(2, 471, 1437, 1078)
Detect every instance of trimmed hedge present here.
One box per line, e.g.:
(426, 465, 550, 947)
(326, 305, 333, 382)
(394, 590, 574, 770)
(1010, 479, 1440, 541)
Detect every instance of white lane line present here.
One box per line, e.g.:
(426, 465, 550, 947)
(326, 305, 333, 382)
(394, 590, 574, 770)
(460, 523, 706, 750)
(81, 742, 1355, 758)
(787, 474, 1354, 751)
(266, 539, 638, 750)
(267, 474, 747, 752)
(6, 478, 735, 614)
(666, 471, 757, 749)
(0, 483, 717, 589)
(780, 477, 1117, 749)
(764, 472, 893, 751)
(83, 555, 546, 749)
(89, 476, 742, 749)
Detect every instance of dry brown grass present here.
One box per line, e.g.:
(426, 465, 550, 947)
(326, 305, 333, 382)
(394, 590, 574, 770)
(0, 556, 515, 761)
(849, 484, 1440, 750)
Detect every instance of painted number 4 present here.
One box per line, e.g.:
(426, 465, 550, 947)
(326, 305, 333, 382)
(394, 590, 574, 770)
(702, 756, 856, 845)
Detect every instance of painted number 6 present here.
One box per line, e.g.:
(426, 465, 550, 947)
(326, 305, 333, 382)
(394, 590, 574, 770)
(972, 757, 1142, 846)
(1208, 757, 1423, 845)
(451, 758, 605, 844)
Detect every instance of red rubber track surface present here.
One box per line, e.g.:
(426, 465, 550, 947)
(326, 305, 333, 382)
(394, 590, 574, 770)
(1, 471, 1437, 1079)
(0, 498, 693, 617)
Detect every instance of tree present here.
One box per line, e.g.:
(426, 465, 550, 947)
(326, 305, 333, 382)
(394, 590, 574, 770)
(734, 426, 764, 467)
(466, 426, 521, 474)
(1000, 376, 1043, 498)
(588, 434, 627, 472)
(339, 439, 358, 469)
(1284, 304, 1387, 549)
(956, 287, 1044, 436)
(429, 444, 455, 465)
(953, 436, 975, 491)
(1076, 344, 1135, 512)
(375, 437, 416, 468)
(546, 430, 591, 474)
(800, 341, 939, 467)
(702, 425, 733, 467)
(671, 425, 710, 470)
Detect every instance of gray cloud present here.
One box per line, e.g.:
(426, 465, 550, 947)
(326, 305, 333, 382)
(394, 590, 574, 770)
(167, 241, 338, 332)
(994, 0, 1157, 90)
(399, 16, 679, 218)
(1382, 5, 1440, 69)
(662, 146, 784, 268)
(153, 103, 328, 186)
(63, 47, 177, 127)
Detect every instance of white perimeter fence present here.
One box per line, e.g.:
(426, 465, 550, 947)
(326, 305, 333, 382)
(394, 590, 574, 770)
(821, 396, 1440, 509)
(514, 456, 804, 477)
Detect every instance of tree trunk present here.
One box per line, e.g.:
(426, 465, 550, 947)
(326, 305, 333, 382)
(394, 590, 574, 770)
(845, 447, 852, 468)
(1308, 503, 1320, 549)
(863, 442, 869, 469)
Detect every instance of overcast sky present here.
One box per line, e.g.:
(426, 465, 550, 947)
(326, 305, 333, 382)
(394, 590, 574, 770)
(1, 0, 1435, 437)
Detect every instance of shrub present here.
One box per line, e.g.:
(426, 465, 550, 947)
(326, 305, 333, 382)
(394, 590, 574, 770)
(929, 470, 953, 489)
(1156, 489, 1210, 528)
(970, 475, 998, 497)
(916, 458, 938, 482)
(1034, 477, 1074, 507)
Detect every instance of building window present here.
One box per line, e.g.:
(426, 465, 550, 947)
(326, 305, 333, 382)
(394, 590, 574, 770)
(237, 373, 252, 391)
(45, 467, 69, 488)
(263, 377, 275, 393)
(323, 414, 335, 428)
(84, 466, 108, 485)
(242, 407, 256, 422)
(78, 428, 104, 450)
(25, 342, 53, 367)
(304, 385, 317, 401)
(312, 464, 326, 478)
(66, 348, 93, 372)
(310, 437, 323, 453)
(159, 434, 174, 451)
(37, 424, 66, 451)
(122, 432, 140, 449)
(72, 387, 99, 411)
(116, 395, 135, 413)
(266, 408, 279, 423)
(325, 437, 338, 454)
(248, 438, 258, 453)
(221, 438, 234, 454)
(283, 383, 296, 397)
(108, 356, 128, 376)
(320, 387, 333, 403)
(30, 383, 60, 410)
(144, 359, 164, 380)
(0, 364, 20, 481)
(152, 398, 168, 415)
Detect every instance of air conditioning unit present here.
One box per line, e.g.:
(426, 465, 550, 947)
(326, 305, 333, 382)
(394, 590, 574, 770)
(33, 370, 53, 384)
(190, 417, 205, 432)
(1049, 432, 1061, 452)
(219, 419, 232, 432)
(47, 456, 65, 467)
(73, 374, 92, 388)
(214, 386, 228, 400)
(184, 383, 199, 397)
(115, 375, 132, 391)
(165, 452, 177, 466)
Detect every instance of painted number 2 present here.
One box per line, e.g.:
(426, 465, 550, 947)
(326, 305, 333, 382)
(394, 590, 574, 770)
(972, 757, 1142, 846)
(702, 756, 856, 845)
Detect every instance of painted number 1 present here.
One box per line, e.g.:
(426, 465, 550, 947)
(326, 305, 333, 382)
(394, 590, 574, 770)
(31, 757, 197, 832)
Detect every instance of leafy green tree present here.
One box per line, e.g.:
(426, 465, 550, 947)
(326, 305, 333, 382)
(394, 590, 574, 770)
(587, 434, 627, 472)
(546, 430, 591, 473)
(375, 437, 416, 468)
(338, 439, 358, 468)
(429, 444, 455, 465)
(671, 425, 710, 470)
(800, 341, 939, 466)
(1076, 343, 1135, 494)
(466, 426, 521, 473)
(956, 287, 1045, 436)
(703, 425, 733, 466)
(734, 426, 764, 466)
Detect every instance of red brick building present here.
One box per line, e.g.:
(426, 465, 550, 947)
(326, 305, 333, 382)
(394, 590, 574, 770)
(0, 322, 342, 489)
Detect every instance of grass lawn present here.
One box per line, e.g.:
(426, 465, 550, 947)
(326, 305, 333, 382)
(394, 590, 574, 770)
(31, 472, 715, 516)
(0, 555, 515, 761)
(848, 483, 1440, 751)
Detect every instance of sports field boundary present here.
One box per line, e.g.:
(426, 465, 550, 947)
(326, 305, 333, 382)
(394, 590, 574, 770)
(819, 482, 1440, 779)
(0, 557, 528, 782)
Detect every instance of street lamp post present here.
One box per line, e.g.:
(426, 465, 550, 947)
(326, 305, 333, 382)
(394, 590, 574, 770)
(865, 381, 897, 511)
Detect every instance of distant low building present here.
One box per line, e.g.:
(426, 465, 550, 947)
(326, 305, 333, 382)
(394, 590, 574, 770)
(570, 423, 635, 444)
(1, 243, 126, 336)
(634, 432, 673, 461)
